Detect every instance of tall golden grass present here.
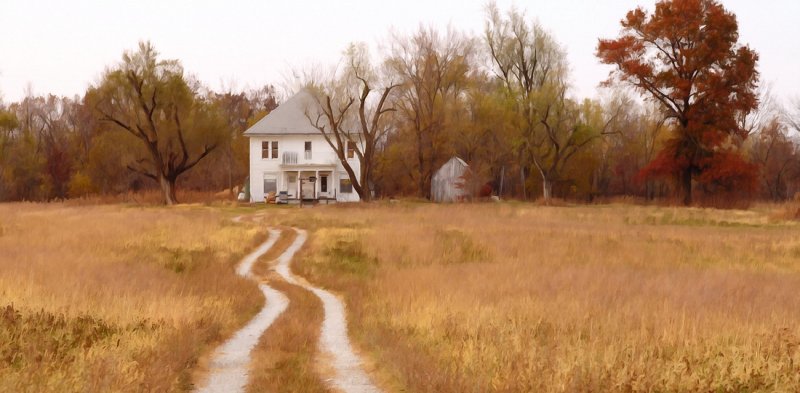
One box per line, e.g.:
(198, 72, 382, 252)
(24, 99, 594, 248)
(287, 202, 800, 392)
(5, 200, 800, 392)
(63, 189, 237, 206)
(0, 203, 263, 392)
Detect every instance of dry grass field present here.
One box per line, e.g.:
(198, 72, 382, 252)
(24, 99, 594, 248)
(3, 201, 800, 392)
(275, 202, 800, 393)
(0, 203, 264, 392)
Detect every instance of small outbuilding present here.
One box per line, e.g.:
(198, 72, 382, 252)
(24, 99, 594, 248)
(432, 157, 471, 203)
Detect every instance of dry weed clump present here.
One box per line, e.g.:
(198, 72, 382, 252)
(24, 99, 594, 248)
(0, 203, 263, 392)
(289, 202, 800, 392)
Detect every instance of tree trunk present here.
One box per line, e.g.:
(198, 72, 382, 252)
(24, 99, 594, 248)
(360, 160, 372, 202)
(681, 168, 692, 206)
(499, 166, 505, 198)
(417, 131, 426, 199)
(356, 180, 371, 202)
(159, 174, 178, 205)
(542, 178, 553, 200)
(226, 147, 233, 195)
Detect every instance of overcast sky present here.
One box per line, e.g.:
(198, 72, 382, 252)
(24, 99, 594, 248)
(0, 0, 798, 104)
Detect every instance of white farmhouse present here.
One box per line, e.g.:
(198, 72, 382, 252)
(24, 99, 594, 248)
(244, 89, 361, 203)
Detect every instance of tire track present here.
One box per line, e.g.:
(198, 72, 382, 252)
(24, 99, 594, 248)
(276, 228, 382, 393)
(197, 228, 287, 393)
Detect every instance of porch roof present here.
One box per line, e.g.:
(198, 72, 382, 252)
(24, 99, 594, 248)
(278, 163, 337, 170)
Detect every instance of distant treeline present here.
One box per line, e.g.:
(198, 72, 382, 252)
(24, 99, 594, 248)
(1, 0, 799, 206)
(0, 84, 277, 202)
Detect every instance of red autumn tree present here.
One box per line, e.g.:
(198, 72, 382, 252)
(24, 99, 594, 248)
(597, 0, 759, 205)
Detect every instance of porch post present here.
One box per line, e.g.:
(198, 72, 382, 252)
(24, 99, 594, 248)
(315, 169, 320, 199)
(297, 170, 301, 199)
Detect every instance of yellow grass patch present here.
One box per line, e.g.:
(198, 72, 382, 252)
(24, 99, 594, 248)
(288, 202, 800, 392)
(0, 203, 263, 392)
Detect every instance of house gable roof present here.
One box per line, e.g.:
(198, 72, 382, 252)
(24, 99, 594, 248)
(243, 89, 323, 136)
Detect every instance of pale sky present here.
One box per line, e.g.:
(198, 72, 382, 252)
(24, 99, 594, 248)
(0, 0, 798, 104)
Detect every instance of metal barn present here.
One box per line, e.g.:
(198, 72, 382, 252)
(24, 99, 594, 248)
(431, 157, 471, 203)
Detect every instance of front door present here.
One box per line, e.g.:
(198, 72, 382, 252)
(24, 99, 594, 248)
(301, 176, 315, 199)
(287, 174, 297, 198)
(320, 175, 328, 196)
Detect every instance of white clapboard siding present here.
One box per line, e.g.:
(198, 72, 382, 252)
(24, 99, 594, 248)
(431, 157, 470, 203)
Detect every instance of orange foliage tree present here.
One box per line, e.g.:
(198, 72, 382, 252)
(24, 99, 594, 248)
(597, 0, 759, 205)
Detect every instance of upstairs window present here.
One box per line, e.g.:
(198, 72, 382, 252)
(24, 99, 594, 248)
(270, 141, 278, 159)
(304, 141, 312, 160)
(346, 140, 355, 159)
(261, 141, 276, 159)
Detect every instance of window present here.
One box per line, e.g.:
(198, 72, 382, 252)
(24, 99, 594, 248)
(304, 141, 312, 160)
(320, 176, 328, 192)
(339, 176, 352, 194)
(263, 173, 277, 195)
(270, 141, 278, 159)
(346, 140, 355, 159)
(261, 141, 276, 159)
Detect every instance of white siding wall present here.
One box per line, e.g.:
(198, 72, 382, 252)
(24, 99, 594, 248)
(248, 134, 362, 202)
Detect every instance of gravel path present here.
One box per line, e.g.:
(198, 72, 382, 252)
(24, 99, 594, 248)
(197, 228, 288, 393)
(276, 229, 382, 393)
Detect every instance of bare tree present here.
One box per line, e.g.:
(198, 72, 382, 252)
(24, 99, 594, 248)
(387, 26, 475, 199)
(306, 43, 399, 201)
(750, 118, 797, 200)
(87, 41, 224, 205)
(786, 98, 800, 134)
(485, 3, 617, 199)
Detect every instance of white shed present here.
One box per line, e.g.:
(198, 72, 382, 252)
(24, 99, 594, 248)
(431, 157, 471, 203)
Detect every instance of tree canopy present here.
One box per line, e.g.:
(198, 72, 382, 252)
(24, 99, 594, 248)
(87, 42, 226, 204)
(597, 0, 760, 205)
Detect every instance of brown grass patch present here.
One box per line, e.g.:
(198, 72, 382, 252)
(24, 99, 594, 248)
(0, 203, 263, 392)
(63, 189, 237, 206)
(8, 200, 800, 392)
(286, 202, 800, 392)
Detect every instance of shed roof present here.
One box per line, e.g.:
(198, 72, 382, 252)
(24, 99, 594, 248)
(243, 89, 323, 136)
(448, 157, 468, 168)
(432, 156, 469, 182)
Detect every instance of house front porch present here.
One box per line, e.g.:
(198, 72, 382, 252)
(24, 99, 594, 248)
(258, 163, 359, 203)
(277, 166, 338, 203)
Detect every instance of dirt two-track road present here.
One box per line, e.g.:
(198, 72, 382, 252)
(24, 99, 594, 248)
(196, 221, 380, 393)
